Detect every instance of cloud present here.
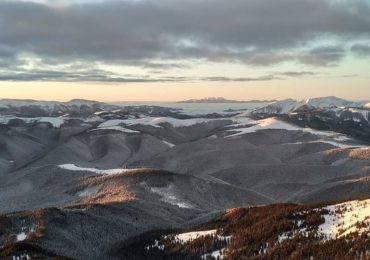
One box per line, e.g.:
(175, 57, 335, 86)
(201, 76, 279, 82)
(277, 71, 318, 77)
(0, 65, 317, 82)
(0, 0, 369, 81)
(201, 71, 318, 82)
(351, 44, 370, 56)
(0, 68, 190, 82)
(298, 46, 346, 66)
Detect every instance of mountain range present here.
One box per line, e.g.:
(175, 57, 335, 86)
(0, 96, 369, 259)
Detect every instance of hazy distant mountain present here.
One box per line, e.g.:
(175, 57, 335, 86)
(178, 97, 275, 103)
(0, 98, 117, 118)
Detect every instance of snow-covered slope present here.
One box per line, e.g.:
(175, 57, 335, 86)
(254, 96, 368, 114)
(227, 117, 299, 135)
(277, 199, 370, 241)
(305, 96, 359, 109)
(284, 198, 368, 241)
(99, 117, 220, 128)
(252, 97, 370, 142)
(226, 117, 365, 148)
(318, 199, 370, 239)
(130, 197, 370, 259)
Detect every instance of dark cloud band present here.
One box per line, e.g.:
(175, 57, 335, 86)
(0, 0, 369, 81)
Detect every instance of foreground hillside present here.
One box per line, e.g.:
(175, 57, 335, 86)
(121, 199, 370, 259)
(3, 198, 370, 259)
(0, 167, 270, 259)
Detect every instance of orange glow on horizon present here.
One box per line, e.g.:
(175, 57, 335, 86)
(0, 79, 369, 102)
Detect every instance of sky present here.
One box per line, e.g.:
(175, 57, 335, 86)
(0, 0, 369, 101)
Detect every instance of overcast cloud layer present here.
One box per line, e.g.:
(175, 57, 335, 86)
(0, 0, 369, 82)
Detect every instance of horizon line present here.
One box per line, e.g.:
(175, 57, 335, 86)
(0, 96, 368, 103)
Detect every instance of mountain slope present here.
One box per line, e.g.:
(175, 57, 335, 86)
(254, 96, 367, 115)
(252, 97, 370, 142)
(120, 199, 370, 260)
(0, 166, 270, 259)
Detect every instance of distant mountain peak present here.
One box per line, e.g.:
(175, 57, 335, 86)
(68, 99, 101, 104)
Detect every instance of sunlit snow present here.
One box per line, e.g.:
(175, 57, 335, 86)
(174, 230, 217, 243)
(318, 199, 370, 239)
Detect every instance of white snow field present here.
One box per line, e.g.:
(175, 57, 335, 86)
(58, 164, 133, 175)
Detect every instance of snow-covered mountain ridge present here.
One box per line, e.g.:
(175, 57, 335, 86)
(0, 98, 117, 118)
(254, 96, 369, 115)
(252, 96, 370, 141)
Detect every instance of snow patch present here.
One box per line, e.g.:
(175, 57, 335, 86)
(58, 164, 132, 175)
(317, 140, 367, 149)
(37, 117, 65, 127)
(174, 229, 217, 243)
(91, 126, 140, 134)
(98, 119, 127, 128)
(226, 118, 300, 137)
(162, 140, 175, 148)
(100, 117, 217, 129)
(94, 111, 108, 116)
(278, 232, 290, 243)
(16, 232, 27, 241)
(202, 249, 226, 259)
(148, 184, 194, 209)
(286, 140, 367, 149)
(145, 229, 231, 258)
(173, 230, 231, 244)
(12, 254, 31, 260)
(349, 108, 369, 122)
(15, 224, 37, 242)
